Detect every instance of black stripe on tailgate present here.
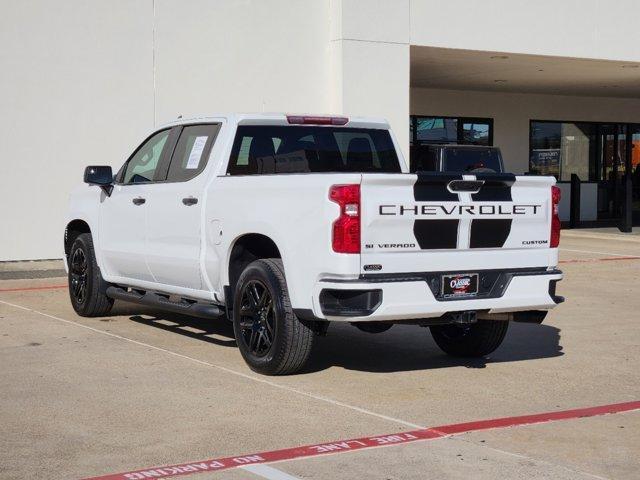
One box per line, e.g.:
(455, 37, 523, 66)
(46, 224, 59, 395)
(469, 219, 513, 248)
(470, 173, 516, 248)
(471, 173, 515, 201)
(414, 219, 459, 249)
(414, 173, 461, 201)
(412, 173, 461, 249)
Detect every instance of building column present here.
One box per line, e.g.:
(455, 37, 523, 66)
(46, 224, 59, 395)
(329, 0, 410, 163)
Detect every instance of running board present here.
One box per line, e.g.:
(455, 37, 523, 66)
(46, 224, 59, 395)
(106, 286, 224, 319)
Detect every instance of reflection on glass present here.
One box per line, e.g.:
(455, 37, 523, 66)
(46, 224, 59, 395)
(411, 116, 493, 146)
(416, 117, 457, 143)
(409, 119, 414, 146)
(463, 122, 490, 145)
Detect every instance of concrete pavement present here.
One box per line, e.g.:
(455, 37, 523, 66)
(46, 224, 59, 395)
(1, 232, 639, 479)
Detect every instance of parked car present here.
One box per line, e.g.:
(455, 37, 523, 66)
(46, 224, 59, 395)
(410, 144, 505, 173)
(64, 114, 563, 375)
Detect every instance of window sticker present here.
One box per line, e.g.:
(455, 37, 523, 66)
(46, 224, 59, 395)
(186, 136, 208, 169)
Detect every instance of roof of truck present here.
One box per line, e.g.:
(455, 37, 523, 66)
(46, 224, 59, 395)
(158, 113, 391, 130)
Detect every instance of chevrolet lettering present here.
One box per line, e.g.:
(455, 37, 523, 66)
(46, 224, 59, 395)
(379, 204, 542, 217)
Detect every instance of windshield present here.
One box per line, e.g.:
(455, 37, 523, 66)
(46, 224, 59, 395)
(227, 126, 401, 175)
(443, 148, 503, 173)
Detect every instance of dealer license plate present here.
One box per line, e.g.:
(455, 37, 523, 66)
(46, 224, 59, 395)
(442, 273, 479, 298)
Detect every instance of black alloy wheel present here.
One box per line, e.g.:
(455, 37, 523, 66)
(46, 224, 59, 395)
(232, 258, 315, 375)
(238, 280, 275, 357)
(67, 233, 113, 317)
(69, 246, 88, 304)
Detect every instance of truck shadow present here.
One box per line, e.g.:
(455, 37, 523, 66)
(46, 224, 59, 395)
(304, 322, 563, 374)
(110, 302, 236, 348)
(111, 302, 562, 373)
(129, 313, 236, 347)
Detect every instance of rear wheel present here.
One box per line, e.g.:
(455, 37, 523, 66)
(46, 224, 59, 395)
(68, 233, 114, 317)
(232, 259, 314, 375)
(430, 320, 508, 357)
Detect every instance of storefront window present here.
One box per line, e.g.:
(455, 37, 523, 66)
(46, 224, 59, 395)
(411, 116, 492, 146)
(530, 121, 596, 181)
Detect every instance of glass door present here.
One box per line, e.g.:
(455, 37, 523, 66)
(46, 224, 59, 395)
(631, 125, 640, 222)
(598, 124, 627, 219)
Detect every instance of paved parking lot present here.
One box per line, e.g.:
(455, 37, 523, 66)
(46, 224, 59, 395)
(1, 231, 639, 480)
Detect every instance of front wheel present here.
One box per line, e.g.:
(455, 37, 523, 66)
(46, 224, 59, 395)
(68, 233, 114, 317)
(430, 320, 508, 357)
(232, 259, 314, 375)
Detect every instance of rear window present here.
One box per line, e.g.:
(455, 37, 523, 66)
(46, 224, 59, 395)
(227, 126, 401, 175)
(442, 148, 503, 173)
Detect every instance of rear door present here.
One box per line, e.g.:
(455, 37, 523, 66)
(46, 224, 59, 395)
(360, 172, 555, 274)
(145, 123, 221, 291)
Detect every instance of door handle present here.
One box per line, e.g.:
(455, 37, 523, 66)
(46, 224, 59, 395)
(132, 197, 146, 206)
(182, 197, 198, 206)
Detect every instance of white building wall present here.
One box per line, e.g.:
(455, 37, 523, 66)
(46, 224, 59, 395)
(153, 0, 332, 123)
(411, 87, 640, 174)
(0, 0, 334, 261)
(410, 0, 640, 62)
(1, 0, 638, 260)
(0, 1, 154, 261)
(330, 0, 411, 162)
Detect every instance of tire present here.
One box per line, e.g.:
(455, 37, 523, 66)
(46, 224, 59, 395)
(430, 320, 509, 357)
(232, 258, 314, 375)
(68, 233, 114, 317)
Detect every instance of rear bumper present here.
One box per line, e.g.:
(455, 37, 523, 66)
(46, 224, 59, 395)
(302, 268, 563, 322)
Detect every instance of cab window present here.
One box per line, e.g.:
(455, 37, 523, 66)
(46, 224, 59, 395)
(120, 129, 170, 184)
(165, 124, 221, 182)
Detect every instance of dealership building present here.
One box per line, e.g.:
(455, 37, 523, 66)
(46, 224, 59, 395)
(1, 0, 640, 260)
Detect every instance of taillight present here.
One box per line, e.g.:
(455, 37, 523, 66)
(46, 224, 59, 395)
(287, 115, 348, 126)
(329, 184, 360, 254)
(550, 185, 561, 248)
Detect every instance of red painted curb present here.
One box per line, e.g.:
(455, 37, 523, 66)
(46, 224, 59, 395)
(559, 256, 640, 264)
(431, 401, 639, 434)
(83, 400, 640, 480)
(0, 284, 67, 293)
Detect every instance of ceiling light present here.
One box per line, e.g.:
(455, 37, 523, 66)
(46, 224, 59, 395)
(490, 55, 509, 60)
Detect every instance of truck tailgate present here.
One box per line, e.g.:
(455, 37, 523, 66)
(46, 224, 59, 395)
(360, 172, 557, 274)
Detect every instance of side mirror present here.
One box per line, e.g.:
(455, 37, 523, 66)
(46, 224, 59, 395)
(84, 166, 113, 196)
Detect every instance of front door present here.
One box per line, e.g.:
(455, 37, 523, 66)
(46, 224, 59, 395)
(99, 128, 172, 283)
(145, 123, 221, 292)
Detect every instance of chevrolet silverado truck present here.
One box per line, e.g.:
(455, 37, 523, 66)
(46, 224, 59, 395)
(64, 114, 563, 375)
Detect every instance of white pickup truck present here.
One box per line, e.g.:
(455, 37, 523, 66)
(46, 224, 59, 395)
(64, 114, 563, 375)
